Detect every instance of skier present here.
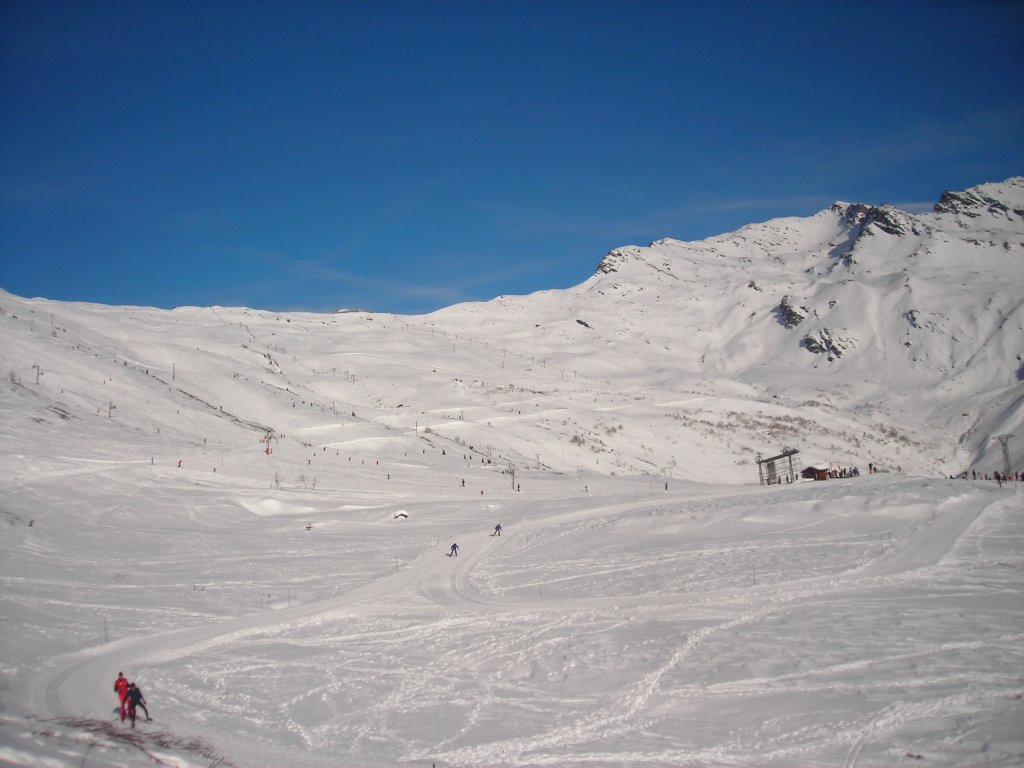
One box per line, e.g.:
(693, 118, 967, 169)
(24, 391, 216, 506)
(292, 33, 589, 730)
(449, 542, 460, 557)
(113, 672, 129, 721)
(125, 682, 150, 727)
(492, 523, 502, 536)
(125, 683, 138, 726)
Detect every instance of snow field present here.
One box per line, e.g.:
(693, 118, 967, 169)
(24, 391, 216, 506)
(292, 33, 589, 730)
(4, 465, 1021, 767)
(3, 179, 1024, 768)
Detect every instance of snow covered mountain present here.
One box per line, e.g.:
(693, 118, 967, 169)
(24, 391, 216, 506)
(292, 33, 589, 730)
(1, 179, 1023, 768)
(2, 178, 1022, 484)
(423, 176, 1024, 476)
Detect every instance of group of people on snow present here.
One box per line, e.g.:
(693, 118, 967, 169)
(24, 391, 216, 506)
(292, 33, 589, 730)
(448, 522, 503, 558)
(957, 469, 1020, 485)
(114, 671, 151, 727)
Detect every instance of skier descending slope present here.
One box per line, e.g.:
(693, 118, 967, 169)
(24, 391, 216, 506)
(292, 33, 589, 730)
(449, 542, 459, 557)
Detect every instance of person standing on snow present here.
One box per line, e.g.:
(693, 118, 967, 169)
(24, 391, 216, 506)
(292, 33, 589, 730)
(449, 542, 460, 557)
(125, 682, 151, 726)
(492, 523, 502, 536)
(125, 682, 138, 726)
(113, 672, 129, 721)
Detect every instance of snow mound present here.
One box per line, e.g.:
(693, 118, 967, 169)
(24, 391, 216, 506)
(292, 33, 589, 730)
(238, 498, 315, 517)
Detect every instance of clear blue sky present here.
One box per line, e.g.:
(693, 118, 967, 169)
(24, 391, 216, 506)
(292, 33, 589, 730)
(2, 1, 1022, 314)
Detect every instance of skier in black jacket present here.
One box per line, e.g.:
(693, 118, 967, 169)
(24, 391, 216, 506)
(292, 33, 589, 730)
(125, 682, 151, 726)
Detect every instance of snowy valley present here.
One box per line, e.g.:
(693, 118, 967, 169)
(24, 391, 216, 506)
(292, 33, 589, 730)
(0, 178, 1022, 767)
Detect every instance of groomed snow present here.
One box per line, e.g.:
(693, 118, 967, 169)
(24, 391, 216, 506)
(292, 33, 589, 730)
(1, 180, 1023, 766)
(2, 465, 1021, 767)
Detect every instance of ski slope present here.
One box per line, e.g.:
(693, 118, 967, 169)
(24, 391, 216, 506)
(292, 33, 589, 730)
(3, 468, 1022, 767)
(2, 178, 1024, 766)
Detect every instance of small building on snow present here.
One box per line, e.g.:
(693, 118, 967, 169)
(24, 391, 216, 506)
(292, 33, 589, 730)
(801, 464, 830, 481)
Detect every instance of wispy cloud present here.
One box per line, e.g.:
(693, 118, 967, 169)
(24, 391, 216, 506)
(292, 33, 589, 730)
(682, 196, 827, 215)
(781, 104, 1024, 182)
(859, 105, 1024, 165)
(294, 259, 467, 302)
(474, 194, 832, 244)
(213, 248, 475, 311)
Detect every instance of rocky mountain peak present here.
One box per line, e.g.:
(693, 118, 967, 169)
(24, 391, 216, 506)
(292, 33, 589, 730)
(829, 201, 922, 237)
(932, 176, 1024, 222)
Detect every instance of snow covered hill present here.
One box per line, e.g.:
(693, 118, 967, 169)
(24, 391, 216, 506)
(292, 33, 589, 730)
(1, 179, 1022, 488)
(419, 176, 1024, 477)
(0, 178, 1022, 768)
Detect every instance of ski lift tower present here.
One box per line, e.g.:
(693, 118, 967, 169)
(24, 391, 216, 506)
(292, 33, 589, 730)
(756, 446, 800, 485)
(994, 434, 1013, 477)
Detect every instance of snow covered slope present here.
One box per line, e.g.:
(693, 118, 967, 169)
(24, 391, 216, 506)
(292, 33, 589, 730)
(424, 176, 1024, 476)
(2, 179, 1022, 486)
(0, 179, 1022, 768)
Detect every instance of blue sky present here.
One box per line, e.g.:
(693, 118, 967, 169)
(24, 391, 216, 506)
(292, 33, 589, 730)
(2, 0, 1022, 314)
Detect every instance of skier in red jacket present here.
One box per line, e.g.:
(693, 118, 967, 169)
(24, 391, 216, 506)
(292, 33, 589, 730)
(113, 672, 129, 721)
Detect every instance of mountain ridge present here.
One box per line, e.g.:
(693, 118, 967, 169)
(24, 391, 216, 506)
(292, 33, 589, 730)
(416, 176, 1024, 472)
(1, 178, 1022, 484)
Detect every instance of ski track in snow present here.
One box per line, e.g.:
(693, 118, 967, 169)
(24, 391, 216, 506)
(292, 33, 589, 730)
(432, 491, 1000, 766)
(7, 180, 1024, 766)
(15, 481, 1020, 767)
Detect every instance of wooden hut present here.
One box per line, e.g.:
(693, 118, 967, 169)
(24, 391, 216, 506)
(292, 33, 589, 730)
(801, 464, 829, 481)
